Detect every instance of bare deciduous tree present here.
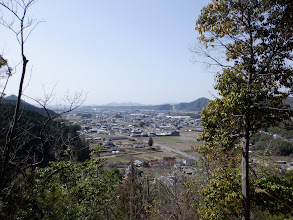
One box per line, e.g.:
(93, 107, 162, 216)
(0, 0, 86, 195)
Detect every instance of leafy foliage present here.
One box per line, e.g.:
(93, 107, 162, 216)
(0, 148, 120, 219)
(196, 0, 293, 132)
(0, 103, 90, 203)
(199, 165, 242, 220)
(268, 127, 293, 140)
(251, 132, 293, 156)
(253, 168, 293, 215)
(196, 0, 293, 219)
(0, 55, 12, 84)
(197, 161, 293, 219)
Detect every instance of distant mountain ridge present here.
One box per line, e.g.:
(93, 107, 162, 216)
(103, 102, 146, 107)
(2, 95, 57, 117)
(79, 96, 293, 112)
(79, 97, 210, 111)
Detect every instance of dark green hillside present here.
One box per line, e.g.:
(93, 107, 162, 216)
(174, 97, 209, 111)
(251, 126, 293, 156)
(2, 95, 57, 117)
(0, 103, 89, 168)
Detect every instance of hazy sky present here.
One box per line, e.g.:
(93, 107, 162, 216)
(1, 0, 216, 106)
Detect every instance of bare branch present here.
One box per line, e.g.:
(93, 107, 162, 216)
(0, 1, 21, 20)
(23, 19, 44, 42)
(44, 163, 71, 182)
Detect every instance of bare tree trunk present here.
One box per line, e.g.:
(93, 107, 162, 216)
(0, 0, 85, 200)
(242, 115, 250, 220)
(0, 17, 29, 191)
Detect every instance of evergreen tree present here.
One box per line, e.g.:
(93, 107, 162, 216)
(196, 0, 293, 219)
(148, 136, 154, 147)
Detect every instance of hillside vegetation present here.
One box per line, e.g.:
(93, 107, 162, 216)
(2, 95, 57, 117)
(0, 103, 89, 167)
(174, 97, 210, 111)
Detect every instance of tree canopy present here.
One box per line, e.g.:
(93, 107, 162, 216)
(196, 0, 293, 219)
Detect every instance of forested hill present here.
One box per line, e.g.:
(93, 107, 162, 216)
(172, 96, 292, 111)
(174, 97, 210, 111)
(2, 95, 57, 117)
(0, 103, 89, 165)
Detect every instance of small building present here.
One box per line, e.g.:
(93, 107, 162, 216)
(163, 158, 177, 166)
(103, 140, 114, 148)
(141, 132, 148, 137)
(147, 131, 156, 137)
(148, 160, 160, 167)
(159, 126, 173, 131)
(88, 129, 98, 133)
(183, 158, 195, 166)
(108, 136, 128, 140)
(134, 160, 144, 167)
(119, 128, 129, 134)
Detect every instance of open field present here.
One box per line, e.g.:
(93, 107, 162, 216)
(98, 130, 202, 165)
(98, 138, 178, 165)
(135, 130, 202, 158)
(161, 136, 181, 142)
(105, 150, 175, 163)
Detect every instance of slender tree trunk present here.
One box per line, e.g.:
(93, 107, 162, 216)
(0, 55, 28, 191)
(0, 14, 29, 191)
(242, 115, 250, 220)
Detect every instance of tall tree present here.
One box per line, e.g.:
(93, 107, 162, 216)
(148, 136, 154, 147)
(0, 0, 85, 196)
(116, 162, 145, 220)
(0, 0, 40, 192)
(195, 0, 293, 219)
